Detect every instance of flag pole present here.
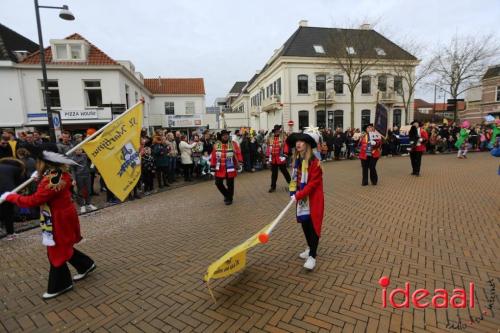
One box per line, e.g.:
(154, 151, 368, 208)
(0, 100, 144, 204)
(258, 198, 294, 243)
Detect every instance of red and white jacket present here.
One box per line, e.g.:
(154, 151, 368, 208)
(266, 135, 289, 165)
(358, 133, 382, 160)
(210, 140, 243, 178)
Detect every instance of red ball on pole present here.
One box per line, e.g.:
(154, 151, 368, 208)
(258, 233, 269, 244)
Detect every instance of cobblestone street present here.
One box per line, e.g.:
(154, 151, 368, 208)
(1, 153, 499, 332)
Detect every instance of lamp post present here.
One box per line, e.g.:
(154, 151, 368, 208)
(34, 1, 74, 142)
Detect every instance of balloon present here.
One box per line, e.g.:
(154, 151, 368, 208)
(258, 233, 269, 244)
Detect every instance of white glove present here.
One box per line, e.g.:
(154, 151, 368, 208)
(290, 195, 297, 202)
(31, 170, 39, 179)
(210, 171, 215, 176)
(370, 140, 376, 146)
(238, 165, 243, 173)
(1, 192, 13, 202)
(418, 138, 423, 143)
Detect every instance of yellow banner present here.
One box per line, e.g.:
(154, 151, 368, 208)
(204, 223, 271, 282)
(82, 103, 143, 202)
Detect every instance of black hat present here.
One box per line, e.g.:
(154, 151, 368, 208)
(272, 124, 282, 133)
(286, 132, 318, 149)
(220, 129, 231, 136)
(411, 120, 420, 126)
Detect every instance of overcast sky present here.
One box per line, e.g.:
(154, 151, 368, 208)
(2, 0, 499, 104)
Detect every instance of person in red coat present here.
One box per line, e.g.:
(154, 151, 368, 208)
(358, 124, 382, 186)
(409, 120, 429, 176)
(210, 130, 243, 205)
(286, 128, 324, 271)
(0, 144, 95, 299)
(266, 125, 291, 192)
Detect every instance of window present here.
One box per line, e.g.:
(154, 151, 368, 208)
(55, 45, 68, 59)
(346, 46, 356, 55)
(361, 109, 371, 130)
(316, 74, 326, 92)
(393, 109, 402, 128)
(40, 80, 61, 108)
(273, 81, 277, 96)
(375, 48, 386, 56)
(334, 75, 344, 94)
(298, 75, 308, 94)
(276, 78, 281, 96)
(317, 110, 326, 129)
(70, 45, 81, 59)
(165, 102, 174, 115)
(83, 80, 102, 107)
(134, 91, 139, 103)
(497, 86, 500, 102)
(378, 75, 387, 92)
(185, 101, 195, 114)
(313, 45, 325, 54)
(362, 76, 371, 94)
(394, 76, 403, 95)
(334, 110, 344, 130)
(299, 110, 309, 130)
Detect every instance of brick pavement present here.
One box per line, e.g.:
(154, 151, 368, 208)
(0, 153, 499, 332)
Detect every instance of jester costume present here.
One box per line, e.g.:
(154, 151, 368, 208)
(2, 144, 95, 299)
(210, 130, 243, 205)
(286, 128, 324, 270)
(266, 125, 291, 192)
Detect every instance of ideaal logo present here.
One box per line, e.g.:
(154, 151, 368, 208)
(379, 276, 496, 330)
(118, 142, 141, 176)
(378, 276, 475, 309)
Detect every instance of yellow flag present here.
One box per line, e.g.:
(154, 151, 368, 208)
(204, 223, 271, 282)
(82, 103, 143, 202)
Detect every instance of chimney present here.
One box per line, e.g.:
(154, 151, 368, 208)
(299, 20, 308, 27)
(158, 75, 161, 86)
(255, 70, 261, 75)
(359, 23, 371, 30)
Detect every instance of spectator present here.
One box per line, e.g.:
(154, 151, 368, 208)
(333, 128, 345, 160)
(152, 135, 169, 188)
(191, 134, 204, 177)
(0, 132, 14, 158)
(57, 131, 73, 155)
(0, 158, 25, 240)
(71, 149, 97, 213)
(141, 146, 156, 194)
(166, 133, 178, 183)
(179, 135, 196, 182)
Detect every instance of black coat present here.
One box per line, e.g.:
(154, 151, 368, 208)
(0, 163, 23, 193)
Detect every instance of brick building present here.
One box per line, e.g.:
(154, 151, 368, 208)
(461, 65, 500, 123)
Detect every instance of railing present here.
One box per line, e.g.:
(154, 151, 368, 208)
(314, 91, 334, 104)
(262, 95, 281, 112)
(380, 91, 396, 102)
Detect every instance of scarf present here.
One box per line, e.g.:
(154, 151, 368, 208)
(289, 158, 310, 222)
(215, 141, 235, 172)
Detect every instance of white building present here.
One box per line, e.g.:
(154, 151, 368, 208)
(0, 29, 207, 133)
(239, 21, 418, 132)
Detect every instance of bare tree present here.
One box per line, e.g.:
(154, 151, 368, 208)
(433, 33, 500, 120)
(327, 28, 381, 129)
(392, 41, 436, 125)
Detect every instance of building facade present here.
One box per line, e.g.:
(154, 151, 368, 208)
(236, 21, 418, 132)
(0, 28, 206, 133)
(461, 65, 500, 123)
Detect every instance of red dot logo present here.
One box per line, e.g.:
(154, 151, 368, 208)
(379, 276, 390, 287)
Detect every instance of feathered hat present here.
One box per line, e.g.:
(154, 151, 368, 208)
(29, 143, 80, 166)
(286, 126, 321, 148)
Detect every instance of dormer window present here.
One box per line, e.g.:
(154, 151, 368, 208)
(375, 47, 386, 56)
(313, 45, 325, 54)
(346, 46, 356, 55)
(51, 40, 88, 61)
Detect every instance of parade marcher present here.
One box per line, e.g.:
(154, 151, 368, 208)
(0, 144, 96, 299)
(409, 121, 429, 176)
(266, 125, 291, 193)
(210, 130, 243, 205)
(286, 127, 324, 270)
(456, 120, 470, 159)
(358, 124, 382, 186)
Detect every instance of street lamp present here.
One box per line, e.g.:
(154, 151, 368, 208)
(34, 1, 75, 142)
